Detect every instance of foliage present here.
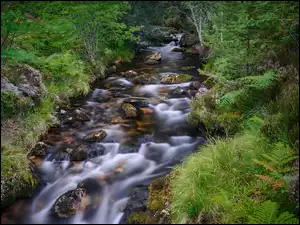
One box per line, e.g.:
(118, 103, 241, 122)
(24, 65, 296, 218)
(171, 131, 298, 224)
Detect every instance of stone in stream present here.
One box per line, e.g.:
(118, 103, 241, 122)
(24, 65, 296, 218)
(144, 52, 161, 65)
(51, 188, 88, 219)
(172, 86, 186, 96)
(83, 130, 107, 142)
(120, 70, 138, 78)
(70, 144, 88, 161)
(123, 97, 149, 108)
(74, 109, 90, 121)
(122, 103, 137, 118)
(132, 75, 152, 85)
(28, 142, 49, 158)
(160, 74, 191, 84)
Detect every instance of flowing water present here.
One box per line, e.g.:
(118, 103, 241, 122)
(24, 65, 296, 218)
(1, 39, 207, 224)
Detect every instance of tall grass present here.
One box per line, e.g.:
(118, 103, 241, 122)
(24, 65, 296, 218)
(171, 131, 298, 224)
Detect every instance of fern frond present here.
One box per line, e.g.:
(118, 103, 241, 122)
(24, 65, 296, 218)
(248, 201, 299, 224)
(217, 89, 245, 110)
(248, 200, 278, 224)
(238, 70, 278, 90)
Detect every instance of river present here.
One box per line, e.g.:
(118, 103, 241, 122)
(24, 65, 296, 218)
(1, 39, 207, 224)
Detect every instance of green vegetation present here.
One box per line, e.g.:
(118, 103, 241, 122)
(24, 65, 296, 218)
(171, 1, 299, 224)
(1, 1, 140, 207)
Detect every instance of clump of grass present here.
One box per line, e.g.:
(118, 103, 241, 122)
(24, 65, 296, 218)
(171, 131, 298, 224)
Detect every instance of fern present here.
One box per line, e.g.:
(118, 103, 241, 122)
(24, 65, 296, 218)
(217, 89, 245, 111)
(238, 70, 278, 90)
(247, 201, 299, 224)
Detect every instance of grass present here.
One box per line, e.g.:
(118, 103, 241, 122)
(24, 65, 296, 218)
(170, 131, 298, 224)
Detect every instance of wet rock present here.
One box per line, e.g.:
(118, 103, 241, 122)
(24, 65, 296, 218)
(51, 188, 87, 218)
(172, 86, 185, 95)
(144, 59, 160, 65)
(83, 130, 107, 142)
(70, 144, 88, 161)
(181, 66, 195, 71)
(121, 70, 138, 78)
(60, 109, 67, 114)
(51, 151, 70, 161)
(63, 116, 76, 125)
(28, 142, 49, 158)
(106, 66, 116, 75)
(132, 75, 151, 85)
(189, 81, 201, 90)
(122, 103, 137, 118)
(77, 178, 103, 195)
(87, 144, 106, 159)
(161, 74, 191, 84)
(74, 109, 90, 121)
(123, 97, 149, 108)
(171, 47, 184, 52)
(137, 135, 154, 145)
(144, 52, 161, 65)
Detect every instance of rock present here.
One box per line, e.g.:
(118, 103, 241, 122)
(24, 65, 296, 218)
(189, 81, 201, 90)
(17, 64, 47, 100)
(70, 144, 89, 161)
(161, 74, 192, 84)
(1, 77, 22, 95)
(50, 115, 60, 126)
(106, 66, 116, 75)
(83, 130, 107, 142)
(63, 116, 76, 125)
(87, 144, 106, 159)
(121, 70, 138, 78)
(172, 86, 185, 95)
(51, 188, 87, 218)
(77, 178, 103, 195)
(171, 47, 184, 52)
(28, 142, 49, 158)
(122, 103, 137, 118)
(146, 52, 161, 61)
(60, 109, 67, 114)
(74, 109, 90, 121)
(179, 33, 198, 47)
(136, 41, 150, 51)
(123, 97, 149, 108)
(144, 59, 161, 65)
(132, 75, 151, 85)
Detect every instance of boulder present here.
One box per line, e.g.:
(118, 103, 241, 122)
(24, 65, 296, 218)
(51, 188, 88, 218)
(172, 86, 185, 95)
(179, 33, 198, 47)
(144, 59, 161, 65)
(132, 75, 152, 85)
(123, 97, 149, 108)
(146, 52, 161, 61)
(83, 130, 107, 142)
(121, 70, 138, 78)
(74, 109, 90, 121)
(87, 144, 106, 159)
(1, 77, 22, 96)
(122, 103, 137, 118)
(161, 74, 191, 84)
(17, 64, 47, 100)
(28, 142, 49, 158)
(70, 144, 89, 161)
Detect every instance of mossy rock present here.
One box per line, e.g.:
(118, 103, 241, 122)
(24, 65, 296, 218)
(161, 74, 192, 84)
(122, 103, 137, 118)
(128, 211, 156, 224)
(83, 130, 107, 142)
(147, 177, 170, 212)
(181, 66, 195, 71)
(133, 75, 152, 85)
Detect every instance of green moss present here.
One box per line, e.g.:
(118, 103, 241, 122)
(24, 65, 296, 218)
(147, 177, 170, 212)
(128, 211, 156, 224)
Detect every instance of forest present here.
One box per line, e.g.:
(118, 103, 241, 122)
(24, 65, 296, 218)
(1, 1, 299, 224)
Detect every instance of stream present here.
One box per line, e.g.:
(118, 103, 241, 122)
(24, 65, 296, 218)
(2, 38, 207, 224)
